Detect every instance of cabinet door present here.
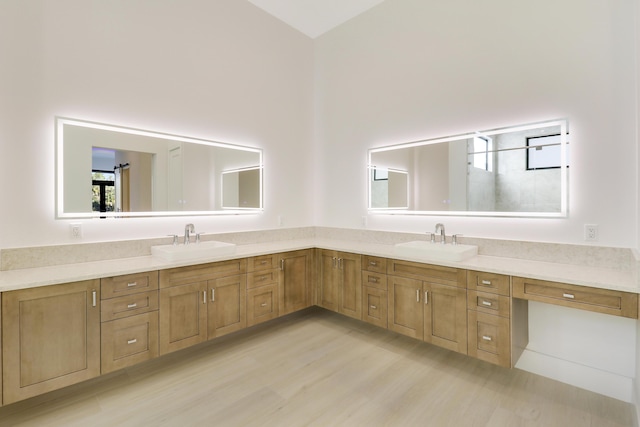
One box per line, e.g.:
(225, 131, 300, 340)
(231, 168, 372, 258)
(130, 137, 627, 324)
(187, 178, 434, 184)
(424, 282, 468, 354)
(3, 280, 101, 404)
(159, 282, 207, 355)
(208, 274, 246, 338)
(388, 275, 424, 339)
(338, 252, 362, 320)
(279, 250, 312, 315)
(318, 250, 340, 312)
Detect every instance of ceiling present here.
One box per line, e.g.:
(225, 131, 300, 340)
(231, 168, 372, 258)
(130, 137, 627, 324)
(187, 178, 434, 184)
(247, 0, 385, 39)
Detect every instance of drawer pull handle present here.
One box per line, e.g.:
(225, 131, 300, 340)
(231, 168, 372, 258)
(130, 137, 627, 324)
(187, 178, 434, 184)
(563, 293, 575, 299)
(127, 303, 137, 309)
(482, 335, 492, 342)
(369, 277, 378, 283)
(424, 291, 428, 305)
(127, 339, 137, 345)
(260, 303, 267, 307)
(416, 290, 420, 302)
(127, 282, 137, 287)
(211, 289, 215, 302)
(481, 301, 492, 307)
(481, 280, 492, 285)
(370, 305, 377, 309)
(369, 261, 377, 266)
(92, 291, 97, 307)
(259, 276, 268, 281)
(260, 260, 267, 265)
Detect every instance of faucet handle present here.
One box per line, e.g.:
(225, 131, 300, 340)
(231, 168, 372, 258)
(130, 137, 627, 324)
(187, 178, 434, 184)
(452, 234, 462, 245)
(167, 234, 179, 246)
(195, 233, 204, 244)
(426, 232, 435, 243)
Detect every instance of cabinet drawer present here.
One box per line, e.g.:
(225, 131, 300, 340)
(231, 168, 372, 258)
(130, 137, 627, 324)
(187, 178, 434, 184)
(363, 286, 387, 329)
(361, 271, 387, 290)
(101, 290, 159, 322)
(468, 290, 510, 318)
(467, 310, 510, 368)
(160, 258, 247, 288)
(248, 254, 278, 272)
(363, 256, 387, 274)
(512, 277, 638, 319)
(247, 284, 278, 327)
(247, 269, 279, 289)
(467, 271, 509, 296)
(101, 311, 159, 374)
(388, 259, 466, 288)
(101, 271, 159, 299)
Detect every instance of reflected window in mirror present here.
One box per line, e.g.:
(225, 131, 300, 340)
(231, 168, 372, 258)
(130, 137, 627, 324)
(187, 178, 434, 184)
(368, 119, 568, 217)
(56, 117, 263, 218)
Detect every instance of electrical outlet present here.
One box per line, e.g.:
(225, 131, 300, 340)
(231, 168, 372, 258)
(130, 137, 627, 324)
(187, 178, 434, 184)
(70, 223, 82, 239)
(584, 224, 598, 242)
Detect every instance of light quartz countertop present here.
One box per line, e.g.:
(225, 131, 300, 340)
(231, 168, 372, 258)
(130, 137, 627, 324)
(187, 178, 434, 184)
(0, 238, 638, 294)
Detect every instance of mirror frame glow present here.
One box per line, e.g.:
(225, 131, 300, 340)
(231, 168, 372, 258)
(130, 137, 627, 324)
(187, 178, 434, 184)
(367, 119, 568, 217)
(56, 117, 264, 219)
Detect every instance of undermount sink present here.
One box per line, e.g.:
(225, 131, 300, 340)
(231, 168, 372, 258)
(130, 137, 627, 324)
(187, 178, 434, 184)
(151, 240, 236, 262)
(394, 241, 478, 262)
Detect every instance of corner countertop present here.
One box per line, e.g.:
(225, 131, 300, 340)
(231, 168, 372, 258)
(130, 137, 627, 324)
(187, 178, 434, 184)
(0, 238, 637, 294)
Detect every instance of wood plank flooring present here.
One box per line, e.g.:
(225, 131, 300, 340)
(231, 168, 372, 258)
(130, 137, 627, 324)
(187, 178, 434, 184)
(0, 307, 635, 426)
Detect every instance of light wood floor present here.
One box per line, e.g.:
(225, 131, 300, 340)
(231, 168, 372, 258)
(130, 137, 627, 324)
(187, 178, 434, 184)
(0, 307, 636, 427)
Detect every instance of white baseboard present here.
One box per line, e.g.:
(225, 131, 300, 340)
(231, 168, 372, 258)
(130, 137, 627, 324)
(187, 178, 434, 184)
(515, 349, 633, 403)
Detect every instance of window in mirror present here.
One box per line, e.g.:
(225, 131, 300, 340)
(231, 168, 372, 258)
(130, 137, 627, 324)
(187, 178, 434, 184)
(368, 119, 568, 217)
(56, 117, 264, 218)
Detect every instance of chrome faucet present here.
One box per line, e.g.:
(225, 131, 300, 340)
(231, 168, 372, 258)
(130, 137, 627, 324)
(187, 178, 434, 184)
(435, 223, 446, 244)
(184, 223, 195, 245)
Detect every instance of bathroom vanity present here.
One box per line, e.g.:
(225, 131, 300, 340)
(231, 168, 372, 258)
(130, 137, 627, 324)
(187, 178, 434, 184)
(0, 236, 637, 406)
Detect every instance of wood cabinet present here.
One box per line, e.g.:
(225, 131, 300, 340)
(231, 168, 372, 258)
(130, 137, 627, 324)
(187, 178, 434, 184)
(101, 271, 160, 374)
(247, 254, 279, 326)
(318, 250, 362, 320)
(159, 259, 247, 355)
(2, 280, 101, 404)
(278, 250, 313, 316)
(467, 271, 528, 368)
(388, 260, 467, 354)
(362, 256, 388, 328)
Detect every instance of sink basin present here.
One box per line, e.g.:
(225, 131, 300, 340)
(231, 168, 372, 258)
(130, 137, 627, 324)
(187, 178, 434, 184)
(394, 241, 478, 262)
(151, 241, 236, 262)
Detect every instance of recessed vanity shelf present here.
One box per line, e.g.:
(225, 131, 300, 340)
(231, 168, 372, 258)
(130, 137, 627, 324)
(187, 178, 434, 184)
(0, 244, 637, 407)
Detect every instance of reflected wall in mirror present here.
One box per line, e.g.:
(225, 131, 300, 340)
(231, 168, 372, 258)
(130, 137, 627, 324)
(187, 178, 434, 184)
(56, 118, 263, 218)
(368, 119, 568, 217)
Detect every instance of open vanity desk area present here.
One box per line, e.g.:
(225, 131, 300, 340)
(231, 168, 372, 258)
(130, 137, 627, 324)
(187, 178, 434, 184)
(0, 227, 637, 416)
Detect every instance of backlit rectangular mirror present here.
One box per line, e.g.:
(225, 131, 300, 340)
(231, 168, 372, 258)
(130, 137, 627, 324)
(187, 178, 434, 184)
(56, 117, 263, 218)
(368, 119, 568, 217)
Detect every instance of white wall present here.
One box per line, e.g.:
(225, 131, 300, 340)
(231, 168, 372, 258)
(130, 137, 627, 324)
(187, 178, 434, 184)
(315, 0, 637, 247)
(0, 0, 314, 248)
